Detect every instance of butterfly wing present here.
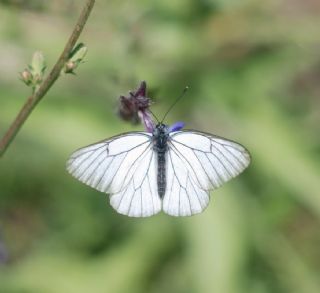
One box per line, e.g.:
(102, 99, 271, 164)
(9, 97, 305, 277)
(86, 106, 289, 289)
(66, 132, 161, 217)
(163, 130, 251, 216)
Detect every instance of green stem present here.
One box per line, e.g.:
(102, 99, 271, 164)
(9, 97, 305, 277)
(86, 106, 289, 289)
(0, 0, 95, 157)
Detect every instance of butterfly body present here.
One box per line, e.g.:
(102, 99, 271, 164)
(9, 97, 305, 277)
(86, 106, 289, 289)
(67, 123, 251, 217)
(153, 123, 170, 198)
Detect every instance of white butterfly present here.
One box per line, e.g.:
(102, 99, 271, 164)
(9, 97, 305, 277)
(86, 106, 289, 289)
(66, 122, 251, 217)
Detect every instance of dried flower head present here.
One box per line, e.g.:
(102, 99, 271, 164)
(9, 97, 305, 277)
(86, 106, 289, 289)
(118, 81, 155, 132)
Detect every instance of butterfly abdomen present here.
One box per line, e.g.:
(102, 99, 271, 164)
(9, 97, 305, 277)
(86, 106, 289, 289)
(157, 151, 166, 198)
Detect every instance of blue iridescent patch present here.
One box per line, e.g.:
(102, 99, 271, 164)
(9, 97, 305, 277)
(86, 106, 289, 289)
(168, 121, 185, 132)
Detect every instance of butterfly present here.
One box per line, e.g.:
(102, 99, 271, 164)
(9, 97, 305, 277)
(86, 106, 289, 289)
(66, 121, 251, 217)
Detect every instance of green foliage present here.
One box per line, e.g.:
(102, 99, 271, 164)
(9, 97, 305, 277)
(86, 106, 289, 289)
(0, 1, 320, 293)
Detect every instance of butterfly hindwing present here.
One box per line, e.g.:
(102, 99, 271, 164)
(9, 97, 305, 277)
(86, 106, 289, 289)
(109, 146, 161, 217)
(163, 145, 210, 216)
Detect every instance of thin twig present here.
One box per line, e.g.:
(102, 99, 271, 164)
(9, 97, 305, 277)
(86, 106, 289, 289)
(0, 0, 95, 157)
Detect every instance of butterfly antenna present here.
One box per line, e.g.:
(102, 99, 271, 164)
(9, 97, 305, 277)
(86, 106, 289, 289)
(149, 109, 160, 123)
(161, 86, 189, 123)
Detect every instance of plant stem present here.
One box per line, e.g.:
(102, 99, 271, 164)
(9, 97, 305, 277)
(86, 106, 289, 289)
(0, 0, 95, 157)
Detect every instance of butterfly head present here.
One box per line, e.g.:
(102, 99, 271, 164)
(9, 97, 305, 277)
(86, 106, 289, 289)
(152, 123, 169, 151)
(153, 123, 169, 137)
(153, 121, 185, 137)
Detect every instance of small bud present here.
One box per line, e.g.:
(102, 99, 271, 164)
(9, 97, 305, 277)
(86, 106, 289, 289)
(30, 51, 46, 77)
(64, 61, 77, 74)
(63, 43, 88, 74)
(20, 51, 46, 91)
(19, 69, 33, 86)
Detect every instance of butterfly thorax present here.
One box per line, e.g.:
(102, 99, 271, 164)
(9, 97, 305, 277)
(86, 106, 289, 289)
(152, 123, 169, 153)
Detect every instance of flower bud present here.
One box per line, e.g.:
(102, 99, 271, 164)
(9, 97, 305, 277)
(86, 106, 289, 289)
(19, 69, 33, 86)
(63, 43, 88, 74)
(20, 51, 46, 90)
(64, 61, 77, 74)
(30, 51, 46, 77)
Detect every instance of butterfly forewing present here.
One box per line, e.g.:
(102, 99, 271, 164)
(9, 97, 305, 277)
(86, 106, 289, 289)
(66, 132, 162, 217)
(109, 149, 161, 217)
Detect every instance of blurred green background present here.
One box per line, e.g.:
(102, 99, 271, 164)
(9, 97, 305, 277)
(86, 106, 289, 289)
(1, 0, 320, 292)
